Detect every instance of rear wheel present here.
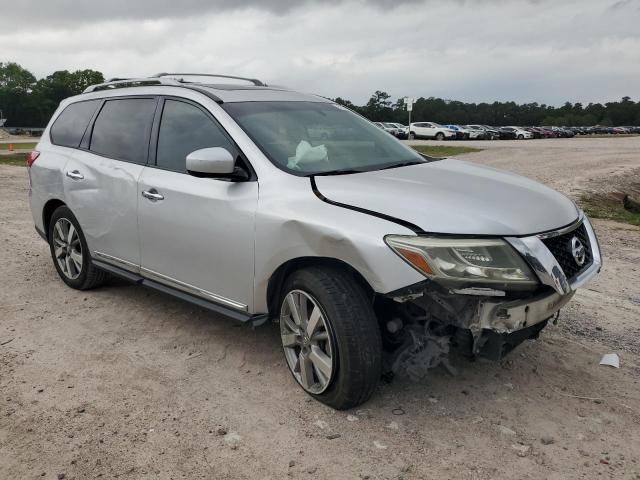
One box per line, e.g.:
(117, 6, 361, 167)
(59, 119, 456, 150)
(409, 132, 416, 140)
(48, 206, 109, 290)
(279, 266, 382, 410)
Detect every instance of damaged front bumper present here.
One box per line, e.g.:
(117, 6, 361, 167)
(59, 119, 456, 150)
(385, 215, 602, 363)
(477, 288, 574, 334)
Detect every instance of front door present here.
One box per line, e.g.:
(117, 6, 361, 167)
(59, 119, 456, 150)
(137, 98, 258, 312)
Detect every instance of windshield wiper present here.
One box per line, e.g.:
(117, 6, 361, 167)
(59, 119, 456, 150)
(380, 160, 427, 170)
(309, 168, 367, 177)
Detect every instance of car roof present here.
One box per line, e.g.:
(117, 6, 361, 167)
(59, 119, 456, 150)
(73, 76, 331, 104)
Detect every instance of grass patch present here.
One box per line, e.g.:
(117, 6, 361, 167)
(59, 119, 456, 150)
(411, 145, 482, 158)
(580, 193, 640, 227)
(0, 142, 37, 150)
(0, 153, 27, 166)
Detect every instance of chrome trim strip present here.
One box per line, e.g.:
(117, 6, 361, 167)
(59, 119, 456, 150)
(140, 267, 248, 312)
(93, 251, 248, 312)
(535, 212, 584, 239)
(507, 213, 602, 295)
(93, 251, 141, 273)
(506, 236, 571, 295)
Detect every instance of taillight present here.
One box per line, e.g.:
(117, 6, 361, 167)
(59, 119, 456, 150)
(26, 151, 40, 167)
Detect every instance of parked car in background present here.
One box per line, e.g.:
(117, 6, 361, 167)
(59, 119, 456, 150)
(499, 126, 533, 140)
(498, 127, 517, 140)
(468, 124, 500, 140)
(443, 124, 471, 140)
(463, 125, 487, 140)
(612, 126, 630, 134)
(523, 127, 542, 139)
(389, 123, 409, 139)
(374, 122, 397, 136)
(409, 122, 456, 140)
(537, 127, 556, 138)
(568, 126, 587, 135)
(546, 126, 574, 138)
(385, 122, 408, 139)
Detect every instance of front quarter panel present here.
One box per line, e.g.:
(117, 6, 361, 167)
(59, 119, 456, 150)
(253, 172, 425, 313)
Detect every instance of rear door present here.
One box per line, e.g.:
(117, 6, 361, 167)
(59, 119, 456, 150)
(64, 96, 158, 269)
(137, 97, 258, 312)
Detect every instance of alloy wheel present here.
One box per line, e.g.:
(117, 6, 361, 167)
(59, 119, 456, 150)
(52, 218, 83, 280)
(280, 290, 335, 394)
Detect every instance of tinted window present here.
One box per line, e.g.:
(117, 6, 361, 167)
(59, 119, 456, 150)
(156, 100, 234, 172)
(50, 100, 100, 148)
(90, 98, 156, 164)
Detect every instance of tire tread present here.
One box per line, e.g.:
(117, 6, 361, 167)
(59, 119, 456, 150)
(283, 266, 382, 410)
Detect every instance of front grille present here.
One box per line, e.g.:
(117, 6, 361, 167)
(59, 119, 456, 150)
(541, 223, 592, 280)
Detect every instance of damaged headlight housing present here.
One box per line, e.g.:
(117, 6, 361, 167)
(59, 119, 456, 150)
(385, 235, 537, 288)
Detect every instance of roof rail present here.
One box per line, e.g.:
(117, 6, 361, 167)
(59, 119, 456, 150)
(152, 72, 266, 87)
(83, 77, 183, 93)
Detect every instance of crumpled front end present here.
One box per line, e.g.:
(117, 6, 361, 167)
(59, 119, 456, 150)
(379, 215, 602, 378)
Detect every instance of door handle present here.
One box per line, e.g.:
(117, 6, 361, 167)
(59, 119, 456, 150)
(141, 189, 164, 202)
(66, 170, 84, 180)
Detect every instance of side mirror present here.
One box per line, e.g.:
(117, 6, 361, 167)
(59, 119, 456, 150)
(186, 147, 235, 176)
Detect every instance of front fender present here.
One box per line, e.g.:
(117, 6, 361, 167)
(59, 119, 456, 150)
(253, 174, 424, 313)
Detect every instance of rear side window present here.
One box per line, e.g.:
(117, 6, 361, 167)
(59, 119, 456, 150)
(50, 100, 100, 148)
(90, 98, 156, 164)
(156, 99, 235, 172)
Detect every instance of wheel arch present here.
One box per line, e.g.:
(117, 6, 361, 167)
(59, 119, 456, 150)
(266, 256, 375, 319)
(42, 198, 67, 241)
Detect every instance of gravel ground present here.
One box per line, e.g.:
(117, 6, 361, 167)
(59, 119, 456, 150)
(1, 137, 640, 479)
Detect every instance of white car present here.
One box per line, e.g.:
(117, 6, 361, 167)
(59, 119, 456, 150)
(409, 122, 456, 140)
(387, 122, 408, 139)
(373, 122, 397, 136)
(505, 126, 533, 140)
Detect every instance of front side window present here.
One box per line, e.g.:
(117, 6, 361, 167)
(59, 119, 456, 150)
(50, 100, 100, 148)
(222, 101, 424, 175)
(156, 100, 234, 172)
(90, 98, 156, 164)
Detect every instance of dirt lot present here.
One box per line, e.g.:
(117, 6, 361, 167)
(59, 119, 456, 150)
(1, 137, 640, 479)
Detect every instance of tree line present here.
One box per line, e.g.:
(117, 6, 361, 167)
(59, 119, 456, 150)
(1, 62, 638, 127)
(0, 62, 103, 127)
(336, 91, 640, 127)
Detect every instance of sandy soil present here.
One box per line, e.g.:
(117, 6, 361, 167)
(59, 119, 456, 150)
(1, 137, 639, 479)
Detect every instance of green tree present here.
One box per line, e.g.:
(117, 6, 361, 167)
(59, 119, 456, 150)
(0, 62, 36, 92)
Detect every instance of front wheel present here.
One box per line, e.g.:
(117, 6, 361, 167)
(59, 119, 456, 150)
(435, 132, 445, 141)
(517, 134, 524, 140)
(279, 266, 382, 410)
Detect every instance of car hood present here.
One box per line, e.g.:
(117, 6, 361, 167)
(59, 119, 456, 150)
(313, 159, 579, 236)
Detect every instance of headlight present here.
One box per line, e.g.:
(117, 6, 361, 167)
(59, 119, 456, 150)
(385, 235, 537, 288)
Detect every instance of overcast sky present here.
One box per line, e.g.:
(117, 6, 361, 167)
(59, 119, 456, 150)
(1, 0, 638, 105)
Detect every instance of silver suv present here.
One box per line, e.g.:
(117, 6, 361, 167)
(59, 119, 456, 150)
(28, 74, 601, 409)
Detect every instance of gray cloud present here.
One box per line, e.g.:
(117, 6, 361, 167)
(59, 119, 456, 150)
(0, 0, 638, 105)
(0, 0, 424, 24)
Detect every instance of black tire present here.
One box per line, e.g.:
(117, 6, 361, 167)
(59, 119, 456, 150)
(435, 132, 445, 141)
(408, 132, 416, 140)
(517, 134, 524, 140)
(279, 266, 382, 410)
(48, 206, 109, 290)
